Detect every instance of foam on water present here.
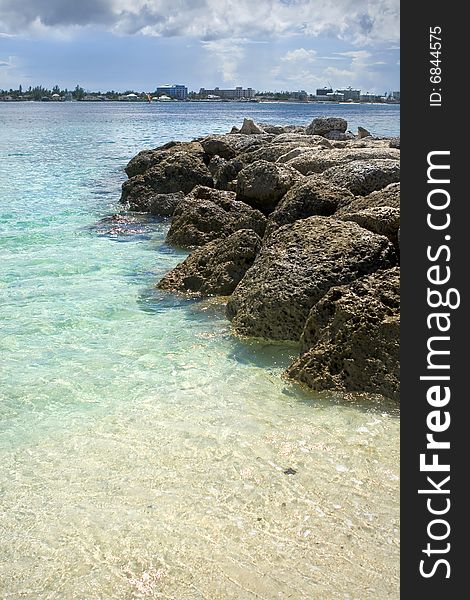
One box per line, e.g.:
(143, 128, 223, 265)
(0, 102, 400, 598)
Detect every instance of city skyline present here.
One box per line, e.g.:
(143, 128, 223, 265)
(0, 0, 400, 94)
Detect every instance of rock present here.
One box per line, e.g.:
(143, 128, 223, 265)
(125, 141, 205, 178)
(265, 177, 354, 236)
(157, 229, 262, 296)
(121, 152, 213, 211)
(336, 206, 401, 246)
(335, 182, 400, 214)
(270, 133, 331, 147)
(286, 267, 400, 401)
(259, 124, 307, 135)
(357, 126, 371, 139)
(286, 147, 400, 176)
(208, 155, 226, 177)
(214, 157, 246, 190)
(230, 126, 240, 134)
(306, 117, 347, 136)
(389, 136, 400, 149)
(324, 130, 350, 141)
(322, 159, 400, 196)
(239, 117, 266, 135)
(276, 147, 312, 164)
(149, 192, 185, 217)
(226, 216, 397, 341)
(166, 186, 267, 248)
(200, 133, 273, 159)
(236, 160, 303, 212)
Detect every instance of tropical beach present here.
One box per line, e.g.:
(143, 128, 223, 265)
(0, 101, 400, 598)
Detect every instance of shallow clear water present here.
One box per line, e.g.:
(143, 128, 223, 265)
(0, 102, 400, 599)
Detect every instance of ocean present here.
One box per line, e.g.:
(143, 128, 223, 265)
(0, 101, 400, 599)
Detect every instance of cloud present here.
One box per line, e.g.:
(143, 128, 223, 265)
(281, 48, 316, 62)
(0, 0, 400, 45)
(201, 39, 246, 83)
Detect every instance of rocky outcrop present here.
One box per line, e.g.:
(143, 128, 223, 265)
(236, 160, 303, 212)
(286, 267, 400, 401)
(306, 117, 347, 137)
(322, 159, 400, 196)
(389, 137, 400, 149)
(121, 152, 213, 211)
(357, 126, 371, 139)
(148, 192, 185, 217)
(239, 117, 266, 134)
(200, 133, 273, 160)
(226, 216, 397, 342)
(270, 133, 331, 147)
(336, 206, 400, 246)
(265, 177, 354, 236)
(335, 182, 400, 214)
(166, 186, 267, 248)
(124, 141, 205, 178)
(285, 147, 400, 176)
(158, 229, 262, 296)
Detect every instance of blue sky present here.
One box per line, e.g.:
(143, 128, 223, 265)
(0, 0, 400, 94)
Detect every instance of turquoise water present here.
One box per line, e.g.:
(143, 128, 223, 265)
(0, 102, 400, 599)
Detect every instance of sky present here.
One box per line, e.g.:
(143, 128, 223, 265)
(0, 0, 400, 94)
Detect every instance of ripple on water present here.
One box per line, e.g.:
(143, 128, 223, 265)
(0, 101, 400, 599)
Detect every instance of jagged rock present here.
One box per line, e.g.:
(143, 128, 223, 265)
(259, 124, 307, 135)
(270, 133, 331, 147)
(166, 186, 267, 248)
(200, 133, 273, 159)
(322, 159, 400, 196)
(236, 160, 303, 212)
(230, 126, 240, 134)
(276, 147, 312, 164)
(357, 126, 371, 139)
(286, 147, 400, 176)
(214, 157, 246, 190)
(265, 177, 354, 236)
(157, 229, 262, 296)
(121, 152, 213, 210)
(336, 182, 400, 214)
(389, 137, 400, 149)
(208, 155, 226, 177)
(239, 117, 266, 134)
(125, 141, 205, 178)
(286, 267, 400, 401)
(148, 192, 185, 217)
(306, 117, 347, 136)
(226, 216, 397, 341)
(336, 206, 400, 246)
(324, 130, 351, 141)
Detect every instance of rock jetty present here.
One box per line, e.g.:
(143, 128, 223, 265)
(120, 116, 400, 401)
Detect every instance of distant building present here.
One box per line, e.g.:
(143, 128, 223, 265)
(336, 87, 361, 102)
(316, 87, 333, 96)
(291, 90, 308, 101)
(156, 85, 188, 100)
(392, 91, 400, 101)
(198, 86, 255, 100)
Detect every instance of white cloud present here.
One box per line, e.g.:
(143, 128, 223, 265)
(0, 0, 400, 45)
(281, 48, 316, 62)
(201, 39, 246, 83)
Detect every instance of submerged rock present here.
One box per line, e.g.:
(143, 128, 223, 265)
(226, 216, 397, 342)
(158, 229, 262, 296)
(166, 186, 267, 248)
(286, 267, 400, 401)
(236, 160, 303, 212)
